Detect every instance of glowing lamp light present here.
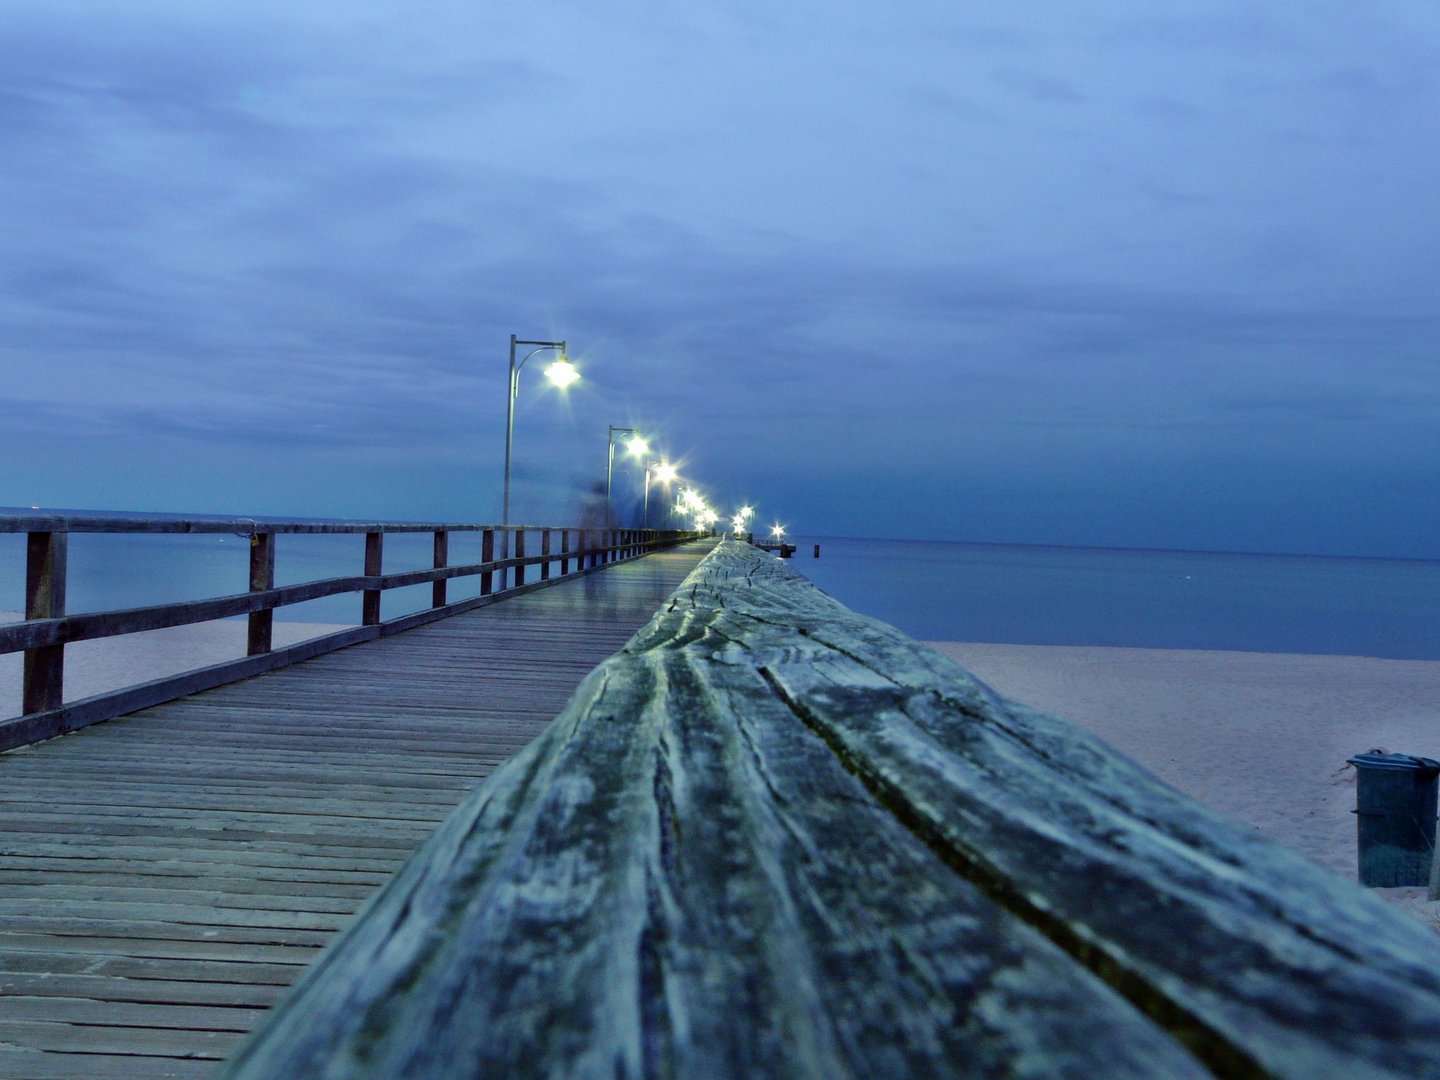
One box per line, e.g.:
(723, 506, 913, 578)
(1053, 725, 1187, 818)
(653, 462, 679, 484)
(770, 524, 786, 539)
(626, 435, 650, 457)
(545, 358, 581, 388)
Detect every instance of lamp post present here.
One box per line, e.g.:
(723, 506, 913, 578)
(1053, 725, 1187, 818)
(643, 459, 679, 529)
(605, 426, 649, 520)
(502, 334, 575, 528)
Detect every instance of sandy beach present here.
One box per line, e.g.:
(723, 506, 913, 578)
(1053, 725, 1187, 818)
(928, 641, 1440, 925)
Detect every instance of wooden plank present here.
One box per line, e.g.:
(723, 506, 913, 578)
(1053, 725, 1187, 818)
(0, 1047, 220, 1080)
(0, 857, 388, 885)
(0, 929, 323, 965)
(0, 971, 285, 1007)
(0, 949, 303, 985)
(0, 1015, 245, 1052)
(0, 841, 404, 876)
(219, 540, 1440, 1080)
(0, 882, 371, 912)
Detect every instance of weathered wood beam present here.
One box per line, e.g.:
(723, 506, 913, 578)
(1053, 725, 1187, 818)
(21, 531, 67, 715)
(246, 532, 275, 656)
(481, 529, 494, 596)
(218, 541, 1440, 1079)
(0, 514, 679, 536)
(431, 530, 448, 609)
(362, 532, 383, 626)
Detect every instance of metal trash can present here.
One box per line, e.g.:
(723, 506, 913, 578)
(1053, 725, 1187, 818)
(1349, 751, 1440, 887)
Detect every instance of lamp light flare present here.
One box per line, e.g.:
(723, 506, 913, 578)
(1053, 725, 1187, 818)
(545, 359, 581, 388)
(626, 435, 650, 457)
(653, 462, 679, 484)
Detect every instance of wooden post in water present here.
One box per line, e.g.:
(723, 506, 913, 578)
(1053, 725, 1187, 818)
(22, 531, 67, 716)
(363, 532, 383, 626)
(432, 531, 448, 608)
(481, 529, 494, 596)
(246, 532, 275, 656)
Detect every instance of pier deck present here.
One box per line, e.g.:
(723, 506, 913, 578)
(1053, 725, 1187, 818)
(0, 542, 712, 1079)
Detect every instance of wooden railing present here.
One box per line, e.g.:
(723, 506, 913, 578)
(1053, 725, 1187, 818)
(0, 512, 696, 751)
(220, 540, 1440, 1080)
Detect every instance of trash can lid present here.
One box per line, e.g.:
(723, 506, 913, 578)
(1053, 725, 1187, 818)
(1347, 751, 1440, 773)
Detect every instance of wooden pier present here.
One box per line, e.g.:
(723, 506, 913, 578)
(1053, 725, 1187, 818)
(10, 532, 1440, 1079)
(0, 541, 714, 1079)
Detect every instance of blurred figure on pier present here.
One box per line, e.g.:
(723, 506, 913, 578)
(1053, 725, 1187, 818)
(575, 481, 618, 616)
(577, 481, 612, 573)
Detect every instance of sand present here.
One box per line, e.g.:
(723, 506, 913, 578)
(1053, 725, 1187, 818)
(0, 611, 352, 719)
(928, 641, 1440, 926)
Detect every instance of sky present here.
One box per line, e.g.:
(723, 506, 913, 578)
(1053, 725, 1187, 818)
(2, 1, 1438, 558)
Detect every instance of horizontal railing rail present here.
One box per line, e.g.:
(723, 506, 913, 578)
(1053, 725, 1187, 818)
(0, 513, 698, 751)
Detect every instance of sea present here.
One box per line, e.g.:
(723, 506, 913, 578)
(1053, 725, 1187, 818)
(788, 535, 1440, 661)
(1, 512, 1438, 660)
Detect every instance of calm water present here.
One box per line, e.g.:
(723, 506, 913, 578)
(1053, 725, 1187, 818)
(790, 536, 1440, 660)
(3, 514, 1438, 658)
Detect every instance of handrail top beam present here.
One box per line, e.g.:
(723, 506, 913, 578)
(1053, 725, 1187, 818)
(0, 513, 593, 536)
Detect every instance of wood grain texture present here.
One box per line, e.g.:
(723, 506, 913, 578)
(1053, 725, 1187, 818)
(0, 543, 712, 1079)
(222, 541, 1440, 1078)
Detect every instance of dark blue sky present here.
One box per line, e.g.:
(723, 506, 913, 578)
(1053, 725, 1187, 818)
(3, 3, 1437, 557)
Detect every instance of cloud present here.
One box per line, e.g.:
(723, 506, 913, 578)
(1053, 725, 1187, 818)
(1, 1, 1437, 555)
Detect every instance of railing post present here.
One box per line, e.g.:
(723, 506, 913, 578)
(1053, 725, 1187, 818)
(560, 529, 571, 576)
(432, 530, 448, 608)
(363, 531, 383, 626)
(481, 529, 494, 595)
(540, 529, 552, 581)
(515, 529, 527, 588)
(247, 532, 275, 656)
(22, 530, 67, 716)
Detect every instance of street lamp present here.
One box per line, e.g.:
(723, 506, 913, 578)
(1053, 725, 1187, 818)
(643, 459, 679, 529)
(605, 426, 650, 518)
(502, 334, 575, 528)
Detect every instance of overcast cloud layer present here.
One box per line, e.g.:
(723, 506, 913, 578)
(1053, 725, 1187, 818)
(2, 1, 1437, 557)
